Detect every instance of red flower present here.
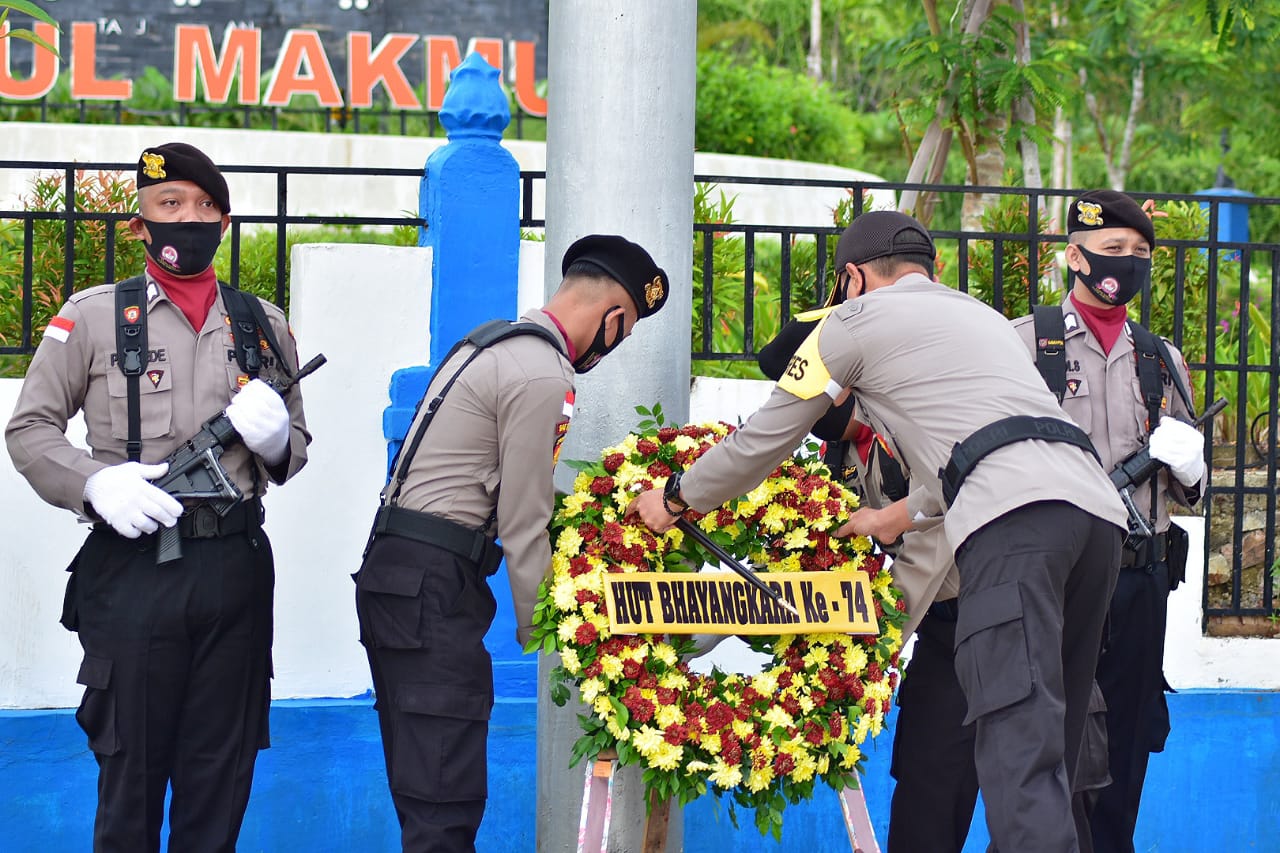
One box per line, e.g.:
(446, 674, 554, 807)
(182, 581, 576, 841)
(656, 427, 679, 443)
(778, 670, 794, 689)
(647, 460, 673, 478)
(864, 698, 878, 716)
(828, 712, 843, 738)
(602, 453, 626, 474)
(637, 672, 657, 690)
(705, 702, 734, 732)
(804, 720, 824, 745)
(773, 752, 796, 775)
(656, 687, 678, 706)
(589, 476, 616, 496)
(602, 522, 625, 545)
(622, 658, 644, 680)
(583, 660, 603, 678)
(782, 695, 801, 716)
(636, 438, 659, 455)
(578, 523, 599, 542)
(574, 622, 598, 645)
(715, 509, 736, 527)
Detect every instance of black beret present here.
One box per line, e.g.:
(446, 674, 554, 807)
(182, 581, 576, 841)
(561, 234, 669, 318)
(836, 210, 935, 269)
(758, 317, 818, 381)
(1067, 189, 1154, 249)
(137, 142, 230, 214)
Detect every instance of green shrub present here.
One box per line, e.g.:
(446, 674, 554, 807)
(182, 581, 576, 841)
(695, 51, 866, 167)
(966, 192, 1058, 319)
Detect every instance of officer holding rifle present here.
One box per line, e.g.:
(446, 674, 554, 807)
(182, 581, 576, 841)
(6, 142, 310, 853)
(1012, 189, 1207, 853)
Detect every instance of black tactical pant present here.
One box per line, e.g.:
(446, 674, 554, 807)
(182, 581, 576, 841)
(953, 501, 1121, 853)
(888, 599, 1110, 853)
(1089, 558, 1171, 853)
(355, 534, 496, 853)
(68, 525, 274, 853)
(887, 600, 980, 853)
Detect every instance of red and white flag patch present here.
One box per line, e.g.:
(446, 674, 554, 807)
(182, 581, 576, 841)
(563, 390, 575, 418)
(43, 316, 75, 343)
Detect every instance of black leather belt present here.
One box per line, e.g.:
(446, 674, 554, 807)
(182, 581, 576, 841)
(178, 499, 263, 539)
(94, 498, 263, 540)
(940, 415, 1099, 506)
(1121, 531, 1169, 569)
(371, 505, 504, 576)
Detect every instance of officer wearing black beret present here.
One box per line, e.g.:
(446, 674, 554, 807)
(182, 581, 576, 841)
(1013, 189, 1204, 853)
(354, 233, 667, 852)
(7, 141, 311, 851)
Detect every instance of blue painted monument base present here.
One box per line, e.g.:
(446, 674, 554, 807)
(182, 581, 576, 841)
(2, 690, 1275, 851)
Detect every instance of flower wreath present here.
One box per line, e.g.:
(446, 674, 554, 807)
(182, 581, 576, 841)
(528, 413, 907, 838)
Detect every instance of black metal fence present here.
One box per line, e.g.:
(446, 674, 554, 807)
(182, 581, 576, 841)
(1, 161, 1275, 624)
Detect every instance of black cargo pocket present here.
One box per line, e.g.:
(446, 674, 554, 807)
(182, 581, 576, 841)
(390, 684, 493, 802)
(1075, 681, 1111, 792)
(74, 656, 121, 756)
(954, 581, 1034, 725)
(60, 551, 81, 632)
(355, 558, 430, 649)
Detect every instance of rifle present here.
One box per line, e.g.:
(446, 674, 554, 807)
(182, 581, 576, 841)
(153, 354, 327, 564)
(1110, 396, 1226, 544)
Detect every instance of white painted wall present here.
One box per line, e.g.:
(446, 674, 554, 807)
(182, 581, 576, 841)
(0, 123, 890, 228)
(2, 246, 1272, 711)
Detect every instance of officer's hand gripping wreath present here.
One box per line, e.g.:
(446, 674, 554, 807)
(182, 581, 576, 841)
(1110, 396, 1224, 542)
(148, 353, 326, 563)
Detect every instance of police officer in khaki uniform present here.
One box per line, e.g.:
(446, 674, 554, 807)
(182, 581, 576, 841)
(631, 210, 1127, 852)
(759, 257, 976, 853)
(6, 142, 310, 852)
(354, 235, 668, 853)
(1012, 190, 1205, 853)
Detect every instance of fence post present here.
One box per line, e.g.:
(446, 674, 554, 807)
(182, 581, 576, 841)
(383, 51, 519, 467)
(382, 53, 532, 698)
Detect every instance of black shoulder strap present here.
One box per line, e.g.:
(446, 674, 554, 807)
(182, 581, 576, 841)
(1130, 322, 1195, 429)
(1032, 304, 1068, 404)
(220, 284, 294, 380)
(114, 275, 148, 462)
(384, 320, 564, 506)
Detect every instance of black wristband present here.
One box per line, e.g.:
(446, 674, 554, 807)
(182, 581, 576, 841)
(662, 471, 687, 517)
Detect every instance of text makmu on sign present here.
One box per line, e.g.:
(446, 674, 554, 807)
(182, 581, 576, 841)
(0, 0, 548, 115)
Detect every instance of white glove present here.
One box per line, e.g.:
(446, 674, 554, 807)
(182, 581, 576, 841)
(83, 462, 183, 538)
(1148, 416, 1206, 487)
(226, 379, 291, 466)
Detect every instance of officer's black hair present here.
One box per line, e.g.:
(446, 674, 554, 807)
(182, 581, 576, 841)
(863, 253, 935, 280)
(564, 259, 615, 282)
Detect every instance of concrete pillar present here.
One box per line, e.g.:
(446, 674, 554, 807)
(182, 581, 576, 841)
(537, 2, 696, 850)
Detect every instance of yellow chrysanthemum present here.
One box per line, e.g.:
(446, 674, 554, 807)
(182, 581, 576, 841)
(599, 655, 624, 681)
(762, 705, 794, 730)
(551, 577, 578, 612)
(557, 614, 583, 645)
(561, 647, 581, 674)
(651, 743, 684, 771)
(651, 644, 678, 667)
(655, 703, 684, 729)
(581, 677, 606, 704)
(708, 759, 743, 790)
(746, 766, 774, 793)
(782, 528, 812, 550)
(750, 671, 778, 696)
(632, 725, 664, 757)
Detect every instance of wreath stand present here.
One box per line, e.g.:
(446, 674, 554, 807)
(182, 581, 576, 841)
(575, 749, 880, 853)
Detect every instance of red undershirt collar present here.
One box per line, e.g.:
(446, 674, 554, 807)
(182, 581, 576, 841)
(146, 257, 217, 332)
(542, 309, 577, 362)
(1068, 293, 1128, 355)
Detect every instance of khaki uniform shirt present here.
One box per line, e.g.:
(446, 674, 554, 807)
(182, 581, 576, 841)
(7, 272, 309, 516)
(681, 274, 1127, 554)
(1011, 296, 1203, 532)
(386, 309, 574, 645)
(843, 416, 958, 640)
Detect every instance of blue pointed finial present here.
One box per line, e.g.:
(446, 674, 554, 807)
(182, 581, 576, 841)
(439, 53, 511, 140)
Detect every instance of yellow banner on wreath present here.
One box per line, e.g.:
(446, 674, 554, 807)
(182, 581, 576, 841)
(603, 571, 879, 636)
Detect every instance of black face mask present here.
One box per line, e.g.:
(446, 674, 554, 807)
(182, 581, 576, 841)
(141, 218, 223, 276)
(1074, 246, 1150, 306)
(812, 394, 856, 441)
(572, 305, 625, 374)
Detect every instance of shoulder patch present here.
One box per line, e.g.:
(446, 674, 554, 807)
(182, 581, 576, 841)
(776, 314, 834, 400)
